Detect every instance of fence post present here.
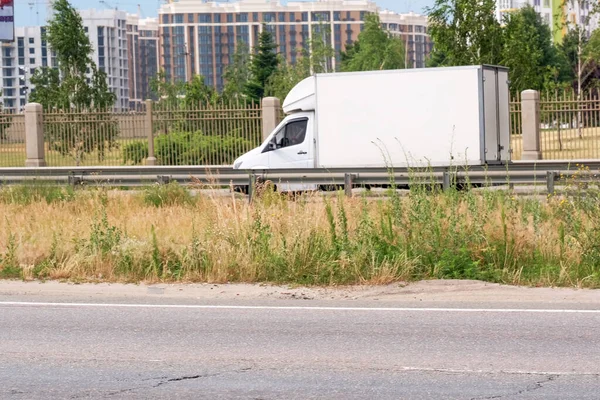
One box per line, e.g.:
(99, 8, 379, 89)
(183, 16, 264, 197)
(24, 103, 46, 167)
(344, 173, 355, 197)
(262, 97, 281, 141)
(145, 99, 157, 166)
(521, 90, 542, 161)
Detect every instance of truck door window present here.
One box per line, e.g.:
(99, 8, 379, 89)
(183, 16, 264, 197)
(285, 119, 307, 147)
(264, 118, 308, 152)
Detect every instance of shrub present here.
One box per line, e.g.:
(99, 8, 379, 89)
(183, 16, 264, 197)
(155, 131, 255, 166)
(122, 141, 149, 165)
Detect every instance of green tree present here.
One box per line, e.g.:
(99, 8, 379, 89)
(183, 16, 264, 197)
(340, 14, 406, 71)
(501, 5, 569, 93)
(265, 53, 311, 101)
(183, 75, 217, 108)
(426, 0, 504, 66)
(245, 26, 279, 101)
(149, 70, 184, 108)
(310, 22, 336, 73)
(558, 1, 599, 97)
(29, 0, 117, 165)
(222, 41, 251, 102)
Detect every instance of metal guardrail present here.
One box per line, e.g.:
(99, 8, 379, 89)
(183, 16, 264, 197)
(0, 161, 599, 198)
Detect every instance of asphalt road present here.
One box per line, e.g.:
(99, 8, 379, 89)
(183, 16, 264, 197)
(1, 282, 599, 399)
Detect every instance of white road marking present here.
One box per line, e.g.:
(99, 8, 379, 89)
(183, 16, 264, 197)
(0, 301, 599, 313)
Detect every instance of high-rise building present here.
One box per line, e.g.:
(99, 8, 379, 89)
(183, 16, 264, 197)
(80, 9, 130, 111)
(0, 9, 132, 111)
(158, 0, 432, 91)
(127, 15, 160, 109)
(0, 26, 53, 112)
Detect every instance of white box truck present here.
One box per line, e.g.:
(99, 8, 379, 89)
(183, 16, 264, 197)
(233, 65, 511, 191)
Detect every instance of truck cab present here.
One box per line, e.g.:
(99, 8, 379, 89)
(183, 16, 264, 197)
(233, 77, 318, 191)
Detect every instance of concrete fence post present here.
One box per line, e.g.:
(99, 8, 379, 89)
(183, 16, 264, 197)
(262, 97, 281, 141)
(521, 90, 542, 161)
(24, 103, 46, 167)
(145, 99, 157, 166)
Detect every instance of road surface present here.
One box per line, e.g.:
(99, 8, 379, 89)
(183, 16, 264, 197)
(0, 280, 599, 399)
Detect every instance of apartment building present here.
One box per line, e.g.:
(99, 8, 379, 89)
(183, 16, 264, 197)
(158, 0, 432, 91)
(80, 9, 130, 110)
(0, 26, 54, 112)
(127, 15, 160, 109)
(0, 9, 131, 112)
(496, 0, 597, 42)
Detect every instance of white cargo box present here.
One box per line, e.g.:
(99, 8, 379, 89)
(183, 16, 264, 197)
(283, 65, 511, 168)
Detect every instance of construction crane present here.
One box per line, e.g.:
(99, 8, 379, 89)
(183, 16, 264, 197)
(100, 0, 118, 11)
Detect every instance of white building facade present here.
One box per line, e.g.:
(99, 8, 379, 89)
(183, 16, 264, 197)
(1, 9, 131, 111)
(79, 9, 130, 111)
(0, 26, 52, 112)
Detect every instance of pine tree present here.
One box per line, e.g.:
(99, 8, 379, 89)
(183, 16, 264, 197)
(245, 26, 279, 101)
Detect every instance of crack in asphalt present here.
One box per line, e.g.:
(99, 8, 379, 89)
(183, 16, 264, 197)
(153, 367, 253, 388)
(103, 367, 254, 397)
(470, 374, 560, 400)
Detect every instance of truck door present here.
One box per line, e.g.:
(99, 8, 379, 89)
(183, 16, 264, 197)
(262, 114, 314, 191)
(265, 116, 311, 169)
(483, 66, 510, 163)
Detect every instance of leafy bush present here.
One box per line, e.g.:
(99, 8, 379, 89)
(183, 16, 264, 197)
(122, 141, 149, 165)
(155, 131, 255, 166)
(122, 131, 255, 166)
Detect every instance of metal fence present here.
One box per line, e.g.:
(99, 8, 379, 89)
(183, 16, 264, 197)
(539, 92, 600, 160)
(0, 112, 26, 167)
(152, 101, 263, 166)
(509, 94, 523, 160)
(510, 91, 600, 160)
(0, 101, 264, 167)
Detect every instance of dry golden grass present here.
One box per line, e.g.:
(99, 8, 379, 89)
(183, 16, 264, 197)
(0, 181, 599, 288)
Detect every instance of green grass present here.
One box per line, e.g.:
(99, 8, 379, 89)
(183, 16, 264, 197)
(0, 183, 76, 205)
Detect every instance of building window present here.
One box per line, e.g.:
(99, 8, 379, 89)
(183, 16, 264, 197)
(279, 12, 286, 22)
(188, 14, 195, 23)
(28, 37, 34, 44)
(199, 13, 211, 23)
(162, 14, 169, 24)
(29, 58, 35, 64)
(312, 12, 329, 22)
(253, 12, 259, 22)
(334, 12, 341, 21)
(237, 13, 248, 22)
(174, 14, 183, 24)
(302, 12, 308, 22)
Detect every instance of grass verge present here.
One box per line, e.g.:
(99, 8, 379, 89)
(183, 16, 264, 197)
(0, 176, 599, 287)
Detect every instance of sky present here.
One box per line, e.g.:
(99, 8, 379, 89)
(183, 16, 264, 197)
(15, 0, 435, 27)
